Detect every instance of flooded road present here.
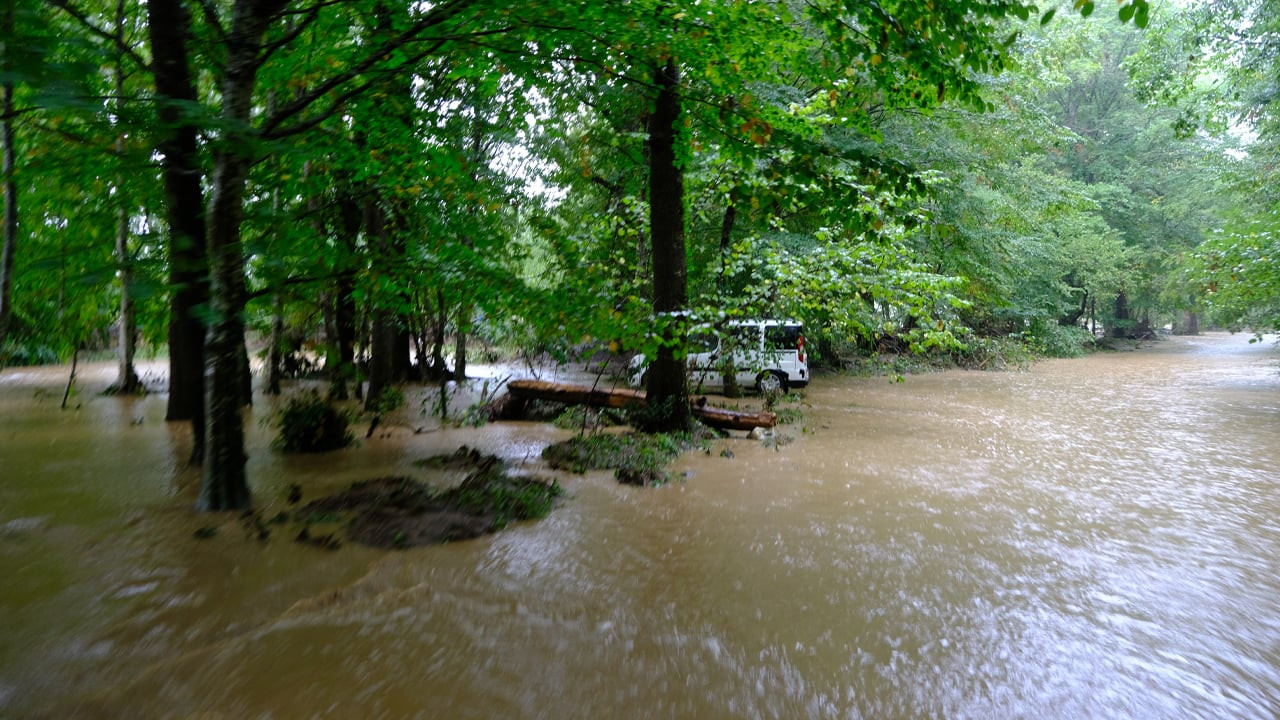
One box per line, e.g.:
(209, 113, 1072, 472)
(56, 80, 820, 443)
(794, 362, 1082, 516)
(2, 333, 1279, 719)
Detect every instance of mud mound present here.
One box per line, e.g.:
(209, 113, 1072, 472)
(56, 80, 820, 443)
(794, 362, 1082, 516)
(293, 449, 561, 550)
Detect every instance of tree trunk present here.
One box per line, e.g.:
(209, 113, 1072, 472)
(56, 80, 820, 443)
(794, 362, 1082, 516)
(147, 0, 208, 463)
(114, 195, 141, 392)
(265, 292, 283, 395)
(642, 59, 691, 433)
(393, 326, 412, 381)
(324, 188, 361, 400)
(1110, 290, 1131, 339)
(1181, 310, 1200, 336)
(0, 15, 17, 350)
(198, 0, 287, 512)
(454, 302, 470, 381)
(202, 144, 252, 510)
(718, 187, 737, 285)
(363, 200, 395, 410)
(431, 287, 447, 375)
(112, 0, 141, 394)
(332, 273, 356, 398)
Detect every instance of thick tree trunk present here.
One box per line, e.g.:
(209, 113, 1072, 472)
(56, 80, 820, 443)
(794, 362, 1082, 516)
(363, 200, 395, 409)
(202, 149, 252, 510)
(198, 0, 286, 511)
(365, 315, 396, 410)
(147, 0, 208, 463)
(1176, 310, 1200, 336)
(0, 52, 16, 350)
(642, 59, 691, 432)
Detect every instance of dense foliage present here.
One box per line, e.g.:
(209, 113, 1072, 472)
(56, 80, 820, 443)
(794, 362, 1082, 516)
(2, 0, 1271, 508)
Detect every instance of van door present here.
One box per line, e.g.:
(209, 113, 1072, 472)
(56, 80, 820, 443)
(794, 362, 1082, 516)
(764, 323, 808, 387)
(685, 329, 720, 389)
(728, 323, 763, 387)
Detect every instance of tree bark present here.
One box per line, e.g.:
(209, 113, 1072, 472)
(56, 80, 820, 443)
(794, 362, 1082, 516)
(1176, 310, 1200, 336)
(148, 0, 208, 462)
(454, 302, 469, 380)
(431, 287, 448, 375)
(642, 59, 691, 432)
(114, 194, 141, 392)
(199, 0, 288, 512)
(112, 0, 141, 393)
(1110, 290, 1131, 339)
(0, 43, 16, 351)
(265, 291, 283, 395)
(323, 184, 361, 400)
(332, 272, 357, 397)
(363, 200, 395, 410)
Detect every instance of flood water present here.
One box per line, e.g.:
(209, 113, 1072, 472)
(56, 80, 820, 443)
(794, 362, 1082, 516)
(2, 333, 1279, 719)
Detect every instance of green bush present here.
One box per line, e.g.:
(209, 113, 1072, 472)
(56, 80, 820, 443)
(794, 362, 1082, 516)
(444, 470, 563, 529)
(1, 338, 61, 367)
(1023, 323, 1096, 358)
(542, 431, 698, 486)
(272, 389, 354, 453)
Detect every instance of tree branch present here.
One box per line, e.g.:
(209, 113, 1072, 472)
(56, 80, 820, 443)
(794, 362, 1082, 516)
(247, 269, 356, 301)
(258, 4, 323, 68)
(260, 0, 481, 137)
(191, 0, 227, 44)
(45, 0, 149, 70)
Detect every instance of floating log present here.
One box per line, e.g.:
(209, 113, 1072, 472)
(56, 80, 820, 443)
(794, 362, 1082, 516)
(506, 379, 776, 430)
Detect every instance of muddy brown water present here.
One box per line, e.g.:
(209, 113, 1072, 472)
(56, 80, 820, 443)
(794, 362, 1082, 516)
(2, 334, 1279, 719)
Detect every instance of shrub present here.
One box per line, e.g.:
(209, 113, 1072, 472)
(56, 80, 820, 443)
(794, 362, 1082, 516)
(273, 389, 354, 453)
(542, 431, 699, 486)
(1022, 323, 1095, 358)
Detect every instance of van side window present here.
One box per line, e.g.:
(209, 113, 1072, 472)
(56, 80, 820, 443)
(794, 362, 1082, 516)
(688, 332, 718, 354)
(728, 326, 758, 350)
(765, 325, 801, 350)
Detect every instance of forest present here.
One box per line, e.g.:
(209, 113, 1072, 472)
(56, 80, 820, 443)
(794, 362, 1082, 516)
(0, 0, 1276, 510)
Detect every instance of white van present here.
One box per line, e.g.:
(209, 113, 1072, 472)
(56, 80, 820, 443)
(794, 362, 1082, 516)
(628, 319, 809, 393)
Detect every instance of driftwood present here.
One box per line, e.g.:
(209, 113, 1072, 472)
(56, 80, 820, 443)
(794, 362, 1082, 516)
(506, 379, 776, 431)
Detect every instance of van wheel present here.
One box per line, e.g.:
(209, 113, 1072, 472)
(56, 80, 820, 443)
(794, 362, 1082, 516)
(755, 371, 787, 394)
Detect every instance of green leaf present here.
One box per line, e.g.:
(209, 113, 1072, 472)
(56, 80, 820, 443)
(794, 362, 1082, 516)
(1040, 8, 1057, 25)
(1119, 5, 1135, 23)
(1080, 1, 1095, 18)
(1134, 4, 1150, 28)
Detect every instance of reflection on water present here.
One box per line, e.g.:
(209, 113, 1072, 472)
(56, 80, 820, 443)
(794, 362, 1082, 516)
(2, 335, 1279, 718)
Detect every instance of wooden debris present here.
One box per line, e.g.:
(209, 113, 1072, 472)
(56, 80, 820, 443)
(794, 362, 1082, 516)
(505, 379, 776, 430)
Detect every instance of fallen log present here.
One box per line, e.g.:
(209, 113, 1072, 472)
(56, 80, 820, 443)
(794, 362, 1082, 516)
(506, 379, 776, 430)
(507, 379, 646, 409)
(689, 402, 777, 431)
